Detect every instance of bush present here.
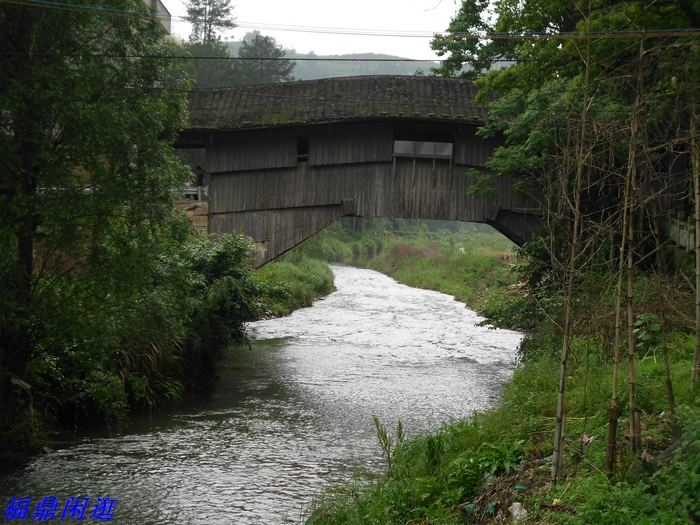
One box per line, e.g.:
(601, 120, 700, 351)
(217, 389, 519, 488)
(18, 224, 265, 435)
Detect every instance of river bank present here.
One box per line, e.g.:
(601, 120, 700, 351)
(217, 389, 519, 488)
(0, 265, 522, 523)
(283, 220, 699, 525)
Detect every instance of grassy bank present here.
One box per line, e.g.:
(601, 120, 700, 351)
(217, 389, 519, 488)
(307, 348, 698, 524)
(284, 219, 530, 329)
(277, 219, 699, 524)
(255, 257, 335, 317)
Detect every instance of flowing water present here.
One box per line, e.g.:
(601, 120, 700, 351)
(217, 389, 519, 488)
(0, 266, 522, 524)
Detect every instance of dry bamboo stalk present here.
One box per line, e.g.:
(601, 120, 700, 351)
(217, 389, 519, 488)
(552, 8, 591, 483)
(692, 109, 700, 391)
(626, 36, 645, 454)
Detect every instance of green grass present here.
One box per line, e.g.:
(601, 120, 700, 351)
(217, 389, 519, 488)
(288, 219, 528, 328)
(251, 219, 699, 524)
(307, 348, 699, 525)
(255, 257, 335, 316)
(277, 219, 700, 525)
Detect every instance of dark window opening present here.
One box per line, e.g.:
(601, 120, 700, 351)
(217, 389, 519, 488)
(393, 140, 453, 159)
(297, 137, 309, 162)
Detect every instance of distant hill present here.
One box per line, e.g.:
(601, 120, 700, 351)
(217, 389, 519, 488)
(224, 41, 438, 80)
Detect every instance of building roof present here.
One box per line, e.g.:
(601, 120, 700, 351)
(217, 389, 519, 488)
(185, 75, 487, 131)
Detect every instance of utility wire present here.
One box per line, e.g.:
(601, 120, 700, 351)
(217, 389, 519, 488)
(0, 50, 519, 63)
(3, 0, 165, 19)
(0, 51, 442, 62)
(0, 42, 689, 65)
(3, 0, 700, 41)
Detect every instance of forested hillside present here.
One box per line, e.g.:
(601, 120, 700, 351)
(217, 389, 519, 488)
(225, 40, 436, 79)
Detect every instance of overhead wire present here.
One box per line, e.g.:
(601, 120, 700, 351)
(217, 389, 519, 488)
(1, 0, 697, 78)
(0, 51, 460, 62)
(2, 0, 700, 41)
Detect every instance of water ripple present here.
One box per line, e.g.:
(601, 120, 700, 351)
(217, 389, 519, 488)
(0, 266, 521, 524)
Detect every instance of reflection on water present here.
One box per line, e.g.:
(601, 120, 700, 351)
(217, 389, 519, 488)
(0, 266, 522, 524)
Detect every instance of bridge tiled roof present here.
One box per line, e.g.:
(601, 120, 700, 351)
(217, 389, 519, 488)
(186, 75, 487, 130)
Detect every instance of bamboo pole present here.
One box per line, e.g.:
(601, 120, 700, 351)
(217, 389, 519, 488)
(606, 152, 631, 474)
(626, 36, 645, 454)
(552, 10, 591, 484)
(692, 108, 700, 391)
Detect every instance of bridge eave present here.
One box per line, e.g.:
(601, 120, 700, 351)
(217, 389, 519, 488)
(178, 115, 489, 143)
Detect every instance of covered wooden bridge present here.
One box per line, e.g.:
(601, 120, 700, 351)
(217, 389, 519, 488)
(176, 75, 539, 266)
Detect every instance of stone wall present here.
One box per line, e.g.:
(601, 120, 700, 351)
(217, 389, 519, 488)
(176, 201, 208, 233)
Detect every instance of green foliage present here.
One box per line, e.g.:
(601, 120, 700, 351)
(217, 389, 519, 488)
(479, 440, 525, 476)
(184, 41, 238, 87)
(430, 0, 495, 78)
(548, 426, 700, 525)
(186, 29, 295, 88)
(255, 258, 334, 316)
(308, 412, 526, 524)
(651, 407, 700, 522)
(634, 313, 662, 358)
(435, 1, 700, 349)
(177, 234, 264, 392)
(186, 0, 236, 45)
(465, 168, 497, 199)
(0, 0, 194, 460)
(17, 225, 263, 431)
(233, 31, 296, 85)
(372, 416, 405, 472)
(309, 333, 699, 524)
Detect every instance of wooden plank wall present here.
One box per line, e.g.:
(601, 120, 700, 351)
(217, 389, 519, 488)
(211, 163, 384, 215)
(390, 157, 459, 220)
(209, 130, 296, 173)
(309, 123, 393, 165)
(206, 121, 539, 265)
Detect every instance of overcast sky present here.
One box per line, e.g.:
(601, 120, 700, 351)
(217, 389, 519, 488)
(161, 0, 461, 60)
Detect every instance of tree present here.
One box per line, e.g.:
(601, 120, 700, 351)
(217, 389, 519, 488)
(431, 0, 577, 78)
(438, 0, 700, 478)
(0, 0, 190, 453)
(185, 41, 238, 87)
(232, 31, 295, 85)
(430, 0, 496, 78)
(184, 0, 238, 87)
(186, 0, 236, 45)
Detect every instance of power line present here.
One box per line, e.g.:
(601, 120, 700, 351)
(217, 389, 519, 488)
(0, 44, 690, 68)
(3, 0, 700, 41)
(230, 21, 700, 40)
(3, 0, 165, 19)
(0, 51, 517, 63)
(0, 51, 442, 62)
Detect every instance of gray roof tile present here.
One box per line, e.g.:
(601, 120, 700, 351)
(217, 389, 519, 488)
(186, 75, 487, 130)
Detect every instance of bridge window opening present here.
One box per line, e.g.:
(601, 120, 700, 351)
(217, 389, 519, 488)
(297, 137, 309, 162)
(393, 140, 453, 160)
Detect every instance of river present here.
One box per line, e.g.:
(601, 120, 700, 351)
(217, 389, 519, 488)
(0, 266, 522, 524)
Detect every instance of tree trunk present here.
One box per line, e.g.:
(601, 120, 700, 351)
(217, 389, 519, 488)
(626, 181, 639, 453)
(1, 14, 43, 428)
